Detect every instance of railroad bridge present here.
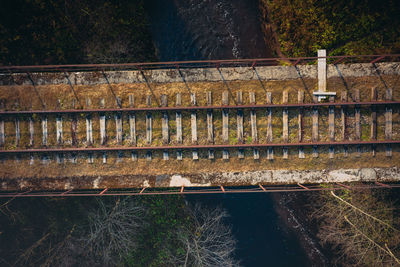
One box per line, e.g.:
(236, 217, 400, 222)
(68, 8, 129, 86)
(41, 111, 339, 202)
(0, 54, 400, 197)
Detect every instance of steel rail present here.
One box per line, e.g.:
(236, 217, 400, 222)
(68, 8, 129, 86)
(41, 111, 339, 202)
(0, 101, 399, 115)
(1, 140, 399, 154)
(1, 54, 399, 73)
(0, 183, 399, 198)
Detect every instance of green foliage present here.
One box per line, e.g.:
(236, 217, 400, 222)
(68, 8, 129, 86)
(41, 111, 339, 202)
(266, 0, 400, 57)
(124, 195, 192, 267)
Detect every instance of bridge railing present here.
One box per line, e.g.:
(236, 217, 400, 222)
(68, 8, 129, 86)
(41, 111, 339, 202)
(1, 54, 400, 74)
(1, 182, 400, 198)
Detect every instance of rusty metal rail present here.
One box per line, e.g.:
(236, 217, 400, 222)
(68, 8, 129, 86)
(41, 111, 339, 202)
(0, 182, 399, 198)
(0, 101, 399, 115)
(1, 54, 399, 73)
(1, 140, 399, 154)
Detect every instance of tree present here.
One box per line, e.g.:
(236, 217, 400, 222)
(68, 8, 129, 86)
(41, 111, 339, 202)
(43, 197, 145, 267)
(167, 204, 239, 267)
(310, 189, 400, 266)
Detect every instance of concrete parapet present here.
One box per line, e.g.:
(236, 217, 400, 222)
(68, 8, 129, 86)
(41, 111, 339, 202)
(1, 62, 399, 86)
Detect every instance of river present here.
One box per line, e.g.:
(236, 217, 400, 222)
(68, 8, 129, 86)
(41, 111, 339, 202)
(145, 0, 272, 61)
(145, 1, 327, 266)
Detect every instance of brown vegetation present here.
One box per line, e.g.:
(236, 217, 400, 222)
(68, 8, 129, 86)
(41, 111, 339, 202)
(311, 189, 400, 266)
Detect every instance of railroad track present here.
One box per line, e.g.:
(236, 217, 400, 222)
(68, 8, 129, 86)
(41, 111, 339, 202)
(0, 87, 398, 163)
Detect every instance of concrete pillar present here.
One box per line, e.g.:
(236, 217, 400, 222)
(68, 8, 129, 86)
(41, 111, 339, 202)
(318, 49, 326, 92)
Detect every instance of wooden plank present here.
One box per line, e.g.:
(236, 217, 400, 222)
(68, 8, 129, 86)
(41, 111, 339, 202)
(56, 117, 63, 145)
(298, 91, 304, 142)
(238, 149, 244, 159)
(192, 149, 199, 160)
(116, 151, 123, 163)
(85, 98, 93, 145)
(266, 92, 273, 159)
(354, 89, 361, 140)
(191, 93, 197, 106)
(281, 147, 288, 159)
(0, 119, 4, 147)
(385, 88, 392, 140)
(207, 91, 214, 143)
(341, 91, 347, 140)
(253, 148, 259, 160)
(56, 99, 63, 145)
(328, 96, 335, 141)
(146, 95, 152, 106)
(0, 100, 4, 146)
(128, 95, 136, 145)
(250, 92, 258, 143)
(99, 98, 107, 145)
(42, 116, 48, 146)
(15, 117, 20, 147)
(222, 91, 229, 143)
(42, 154, 50, 164)
(356, 145, 361, 158)
(206, 91, 213, 106)
(370, 88, 377, 157)
(71, 100, 78, 146)
(298, 91, 305, 158)
(282, 90, 289, 142)
(115, 97, 123, 144)
(341, 91, 348, 157)
(222, 149, 229, 160)
(69, 153, 77, 164)
(29, 117, 34, 146)
(312, 96, 319, 142)
(237, 91, 243, 143)
(312, 146, 318, 158)
(56, 153, 64, 164)
(267, 147, 274, 160)
(312, 96, 318, 158)
(329, 96, 335, 158)
(298, 147, 305, 159)
(163, 150, 169, 160)
(191, 93, 197, 144)
(282, 91, 288, 159)
(177, 150, 183, 161)
(131, 151, 138, 161)
(370, 88, 377, 140)
(208, 149, 215, 160)
(115, 113, 123, 144)
(15, 153, 20, 163)
(161, 95, 169, 144)
(176, 93, 182, 144)
(329, 146, 334, 159)
(14, 101, 20, 147)
(146, 151, 152, 161)
(207, 91, 214, 158)
(385, 88, 392, 157)
(266, 92, 273, 142)
(87, 152, 93, 164)
(146, 95, 152, 144)
(386, 144, 392, 157)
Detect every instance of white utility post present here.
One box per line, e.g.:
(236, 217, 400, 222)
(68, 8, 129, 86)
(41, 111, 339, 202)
(313, 49, 336, 101)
